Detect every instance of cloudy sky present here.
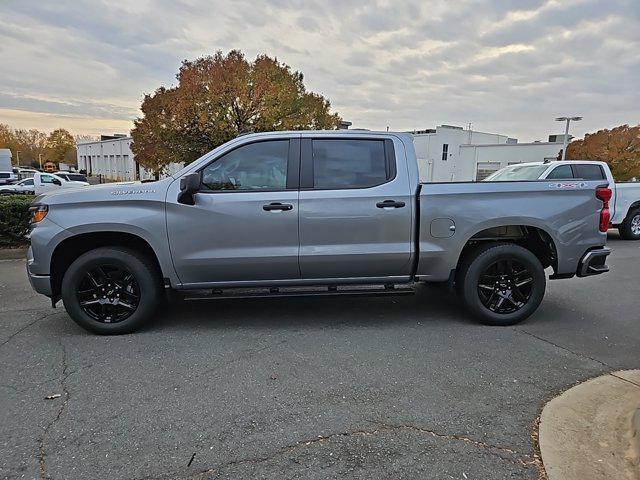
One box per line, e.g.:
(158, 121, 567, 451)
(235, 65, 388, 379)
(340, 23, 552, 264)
(0, 0, 638, 141)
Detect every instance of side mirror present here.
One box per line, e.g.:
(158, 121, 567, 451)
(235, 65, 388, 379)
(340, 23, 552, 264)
(52, 178, 62, 186)
(178, 172, 200, 205)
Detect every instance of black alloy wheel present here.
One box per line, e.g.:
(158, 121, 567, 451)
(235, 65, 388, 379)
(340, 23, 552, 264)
(76, 264, 140, 323)
(477, 259, 534, 314)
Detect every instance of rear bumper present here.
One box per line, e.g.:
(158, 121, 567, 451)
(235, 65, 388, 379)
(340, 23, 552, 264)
(577, 247, 611, 277)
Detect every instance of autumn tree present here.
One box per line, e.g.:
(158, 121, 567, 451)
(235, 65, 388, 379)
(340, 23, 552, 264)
(46, 128, 76, 165)
(566, 124, 640, 180)
(131, 50, 342, 174)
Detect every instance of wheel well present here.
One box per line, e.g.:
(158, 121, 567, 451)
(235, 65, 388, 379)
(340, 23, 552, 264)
(50, 232, 162, 298)
(626, 202, 640, 217)
(457, 225, 558, 273)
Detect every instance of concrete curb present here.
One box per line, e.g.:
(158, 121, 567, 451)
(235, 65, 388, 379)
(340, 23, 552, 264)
(0, 247, 27, 260)
(539, 370, 640, 480)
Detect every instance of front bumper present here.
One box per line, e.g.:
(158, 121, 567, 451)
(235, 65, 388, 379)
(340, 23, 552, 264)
(576, 247, 611, 277)
(26, 246, 52, 296)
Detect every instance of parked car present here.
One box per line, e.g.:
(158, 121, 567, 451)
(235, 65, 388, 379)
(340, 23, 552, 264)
(54, 171, 88, 183)
(26, 131, 611, 334)
(33, 172, 90, 195)
(485, 160, 640, 240)
(16, 168, 39, 180)
(0, 171, 17, 185)
(0, 177, 35, 195)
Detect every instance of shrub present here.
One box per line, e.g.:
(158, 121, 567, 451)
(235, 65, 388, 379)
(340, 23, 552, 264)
(0, 195, 35, 246)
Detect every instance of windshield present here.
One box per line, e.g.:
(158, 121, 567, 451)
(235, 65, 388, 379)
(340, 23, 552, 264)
(484, 164, 549, 181)
(65, 174, 87, 182)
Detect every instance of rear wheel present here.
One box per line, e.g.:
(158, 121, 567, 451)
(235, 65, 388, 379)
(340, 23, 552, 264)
(458, 243, 546, 326)
(619, 208, 640, 240)
(61, 247, 161, 334)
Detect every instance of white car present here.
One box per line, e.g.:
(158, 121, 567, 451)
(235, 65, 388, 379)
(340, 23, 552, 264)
(485, 160, 640, 239)
(34, 172, 90, 195)
(0, 177, 35, 195)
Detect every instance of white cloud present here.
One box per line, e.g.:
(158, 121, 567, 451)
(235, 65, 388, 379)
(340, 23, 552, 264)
(0, 0, 637, 141)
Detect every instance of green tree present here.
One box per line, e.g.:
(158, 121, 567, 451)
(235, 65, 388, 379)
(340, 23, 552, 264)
(46, 128, 76, 165)
(131, 50, 342, 175)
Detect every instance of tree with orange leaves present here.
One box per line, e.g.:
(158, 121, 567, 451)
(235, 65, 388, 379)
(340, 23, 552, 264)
(566, 124, 640, 180)
(131, 50, 342, 175)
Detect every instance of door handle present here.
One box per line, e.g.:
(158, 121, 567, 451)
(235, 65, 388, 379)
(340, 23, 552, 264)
(263, 202, 293, 211)
(376, 199, 406, 209)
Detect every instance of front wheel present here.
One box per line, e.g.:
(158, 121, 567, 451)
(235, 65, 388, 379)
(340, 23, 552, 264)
(619, 208, 640, 240)
(458, 243, 546, 326)
(61, 247, 161, 334)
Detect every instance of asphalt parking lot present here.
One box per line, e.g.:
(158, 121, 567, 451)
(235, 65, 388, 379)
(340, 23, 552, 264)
(1, 234, 639, 480)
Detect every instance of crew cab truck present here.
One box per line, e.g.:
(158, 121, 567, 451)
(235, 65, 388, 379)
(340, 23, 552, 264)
(486, 160, 640, 240)
(27, 131, 611, 334)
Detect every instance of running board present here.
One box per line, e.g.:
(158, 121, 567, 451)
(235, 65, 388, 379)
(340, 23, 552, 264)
(182, 284, 415, 301)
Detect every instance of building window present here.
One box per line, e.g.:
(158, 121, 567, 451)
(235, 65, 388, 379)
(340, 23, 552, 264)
(441, 143, 448, 161)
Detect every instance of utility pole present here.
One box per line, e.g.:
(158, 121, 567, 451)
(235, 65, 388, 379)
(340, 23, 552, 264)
(16, 150, 21, 167)
(555, 116, 582, 161)
(38, 154, 43, 170)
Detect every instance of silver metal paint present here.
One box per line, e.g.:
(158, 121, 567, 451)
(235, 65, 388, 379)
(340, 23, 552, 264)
(26, 130, 608, 298)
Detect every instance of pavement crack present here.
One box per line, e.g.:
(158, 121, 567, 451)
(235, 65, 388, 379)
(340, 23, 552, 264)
(37, 344, 71, 480)
(0, 311, 59, 349)
(516, 329, 611, 369)
(205, 422, 538, 476)
(609, 372, 640, 389)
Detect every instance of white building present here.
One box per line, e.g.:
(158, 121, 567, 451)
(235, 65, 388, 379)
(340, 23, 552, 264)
(76, 135, 183, 181)
(412, 125, 563, 182)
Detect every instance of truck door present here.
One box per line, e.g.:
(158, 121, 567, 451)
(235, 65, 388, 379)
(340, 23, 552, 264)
(298, 136, 414, 280)
(35, 173, 61, 194)
(166, 138, 301, 286)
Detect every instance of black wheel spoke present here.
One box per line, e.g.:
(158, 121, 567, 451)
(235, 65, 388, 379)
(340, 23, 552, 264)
(477, 257, 534, 315)
(76, 263, 139, 323)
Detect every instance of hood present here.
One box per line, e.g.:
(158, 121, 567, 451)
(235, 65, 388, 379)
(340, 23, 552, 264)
(39, 178, 174, 205)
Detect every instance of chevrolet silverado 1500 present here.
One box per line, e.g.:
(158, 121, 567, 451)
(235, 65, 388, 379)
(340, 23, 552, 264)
(27, 131, 611, 334)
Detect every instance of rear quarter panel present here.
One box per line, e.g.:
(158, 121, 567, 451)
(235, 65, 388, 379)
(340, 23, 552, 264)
(417, 180, 607, 281)
(612, 182, 640, 225)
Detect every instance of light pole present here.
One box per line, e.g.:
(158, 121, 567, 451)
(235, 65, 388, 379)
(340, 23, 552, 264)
(555, 116, 582, 161)
(16, 150, 21, 167)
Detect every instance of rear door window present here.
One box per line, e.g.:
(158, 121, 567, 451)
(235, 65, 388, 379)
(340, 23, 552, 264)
(311, 139, 390, 189)
(572, 164, 605, 180)
(546, 165, 574, 179)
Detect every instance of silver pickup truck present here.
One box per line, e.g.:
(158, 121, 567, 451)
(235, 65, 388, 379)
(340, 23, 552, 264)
(27, 131, 611, 334)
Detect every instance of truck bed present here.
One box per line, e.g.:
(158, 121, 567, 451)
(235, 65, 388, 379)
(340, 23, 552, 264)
(416, 180, 607, 281)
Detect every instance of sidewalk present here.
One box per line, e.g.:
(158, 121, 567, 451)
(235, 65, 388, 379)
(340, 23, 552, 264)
(539, 370, 640, 480)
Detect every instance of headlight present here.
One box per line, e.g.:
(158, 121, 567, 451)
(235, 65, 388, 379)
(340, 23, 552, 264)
(29, 204, 49, 224)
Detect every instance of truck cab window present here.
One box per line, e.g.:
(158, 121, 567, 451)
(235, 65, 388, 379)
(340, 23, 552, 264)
(573, 164, 605, 180)
(547, 165, 574, 179)
(201, 140, 289, 191)
(312, 139, 388, 189)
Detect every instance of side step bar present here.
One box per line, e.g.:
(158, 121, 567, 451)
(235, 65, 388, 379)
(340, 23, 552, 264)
(182, 284, 415, 301)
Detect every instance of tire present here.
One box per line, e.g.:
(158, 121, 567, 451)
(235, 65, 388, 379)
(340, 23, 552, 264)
(458, 243, 546, 326)
(619, 208, 640, 240)
(61, 247, 161, 334)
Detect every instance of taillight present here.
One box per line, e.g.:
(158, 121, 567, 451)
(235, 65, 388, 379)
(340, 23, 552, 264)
(596, 186, 611, 233)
